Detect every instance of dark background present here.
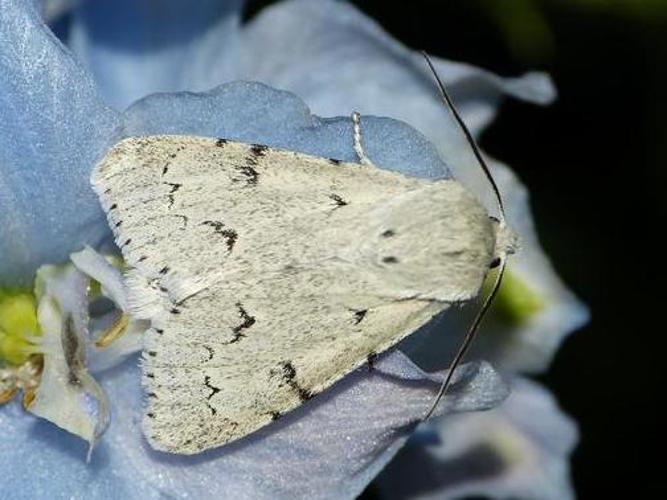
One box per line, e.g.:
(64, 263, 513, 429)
(342, 1, 664, 497)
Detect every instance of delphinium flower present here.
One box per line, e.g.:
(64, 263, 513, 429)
(1, 0, 587, 498)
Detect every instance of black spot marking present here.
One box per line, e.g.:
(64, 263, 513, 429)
(489, 216, 500, 223)
(381, 229, 395, 238)
(490, 257, 501, 269)
(270, 411, 282, 421)
(215, 138, 228, 147)
(202, 221, 238, 251)
(238, 164, 259, 185)
(353, 309, 368, 325)
(155, 328, 164, 335)
(203, 345, 214, 362)
(147, 351, 157, 357)
(104, 188, 111, 194)
(147, 392, 157, 399)
(109, 203, 118, 210)
(138, 255, 148, 262)
(115, 220, 123, 228)
(123, 238, 132, 247)
(162, 165, 169, 175)
(159, 266, 170, 275)
(329, 158, 341, 165)
(147, 412, 155, 419)
(170, 308, 181, 315)
(250, 144, 268, 157)
(280, 361, 312, 402)
(329, 193, 348, 207)
(159, 286, 168, 293)
(220, 229, 238, 251)
(382, 256, 399, 264)
(207, 403, 217, 416)
(146, 373, 155, 379)
(367, 352, 378, 371)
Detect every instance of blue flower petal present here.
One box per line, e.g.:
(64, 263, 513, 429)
(0, 0, 120, 287)
(375, 377, 578, 500)
(122, 81, 449, 179)
(68, 0, 245, 110)
(1, 353, 506, 499)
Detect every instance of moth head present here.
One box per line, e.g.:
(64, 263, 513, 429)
(490, 217, 519, 265)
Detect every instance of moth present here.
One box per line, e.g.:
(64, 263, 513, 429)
(91, 55, 515, 454)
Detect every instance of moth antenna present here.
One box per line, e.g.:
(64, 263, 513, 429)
(424, 258, 506, 419)
(420, 51, 505, 220)
(420, 50, 508, 419)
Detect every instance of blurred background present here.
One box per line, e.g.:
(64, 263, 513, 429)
(328, 0, 663, 497)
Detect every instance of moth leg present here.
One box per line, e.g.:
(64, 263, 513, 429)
(351, 111, 374, 166)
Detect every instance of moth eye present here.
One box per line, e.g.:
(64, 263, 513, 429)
(381, 229, 395, 238)
(382, 256, 399, 264)
(489, 257, 501, 269)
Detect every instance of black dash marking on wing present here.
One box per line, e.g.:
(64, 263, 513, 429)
(382, 256, 399, 264)
(162, 164, 169, 175)
(164, 182, 182, 207)
(170, 308, 181, 315)
(202, 220, 238, 251)
(159, 266, 170, 275)
(204, 376, 221, 415)
(367, 352, 378, 371)
(154, 328, 164, 335)
(250, 144, 268, 157)
(329, 193, 348, 209)
(147, 412, 156, 419)
(203, 345, 214, 362)
(329, 158, 341, 165)
(280, 361, 313, 402)
(237, 164, 259, 185)
(353, 309, 368, 325)
(109, 203, 118, 210)
(147, 392, 157, 399)
(204, 375, 221, 400)
(146, 373, 155, 379)
(147, 351, 157, 357)
(269, 411, 282, 421)
(122, 238, 132, 247)
(381, 229, 395, 238)
(115, 220, 123, 228)
(229, 302, 255, 343)
(138, 255, 148, 262)
(216, 138, 228, 147)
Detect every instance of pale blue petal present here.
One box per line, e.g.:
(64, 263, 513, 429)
(68, 0, 244, 110)
(0, 0, 120, 287)
(375, 377, 578, 500)
(122, 81, 449, 180)
(1, 353, 506, 499)
(238, 0, 555, 198)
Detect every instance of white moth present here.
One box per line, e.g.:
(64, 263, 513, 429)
(91, 59, 515, 455)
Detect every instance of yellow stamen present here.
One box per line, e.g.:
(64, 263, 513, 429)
(484, 269, 545, 326)
(0, 289, 41, 365)
(22, 388, 36, 409)
(0, 388, 17, 404)
(95, 313, 130, 348)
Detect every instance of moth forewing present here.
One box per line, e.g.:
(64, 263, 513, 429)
(92, 135, 500, 453)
